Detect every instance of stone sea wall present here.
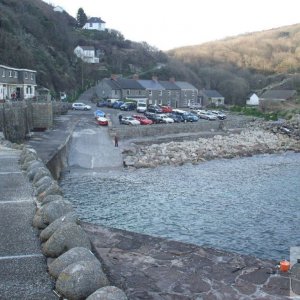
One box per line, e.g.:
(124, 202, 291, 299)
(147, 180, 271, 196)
(123, 117, 300, 169)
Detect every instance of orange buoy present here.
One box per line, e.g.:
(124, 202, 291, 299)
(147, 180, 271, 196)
(280, 260, 290, 272)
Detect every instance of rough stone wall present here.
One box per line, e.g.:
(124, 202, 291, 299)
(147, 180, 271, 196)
(110, 118, 251, 140)
(31, 103, 53, 129)
(0, 101, 68, 143)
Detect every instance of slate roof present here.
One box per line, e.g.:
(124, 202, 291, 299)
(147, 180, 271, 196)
(138, 80, 165, 90)
(87, 17, 106, 24)
(200, 90, 224, 98)
(114, 78, 144, 89)
(260, 89, 297, 100)
(175, 81, 197, 90)
(159, 81, 180, 90)
(103, 78, 121, 90)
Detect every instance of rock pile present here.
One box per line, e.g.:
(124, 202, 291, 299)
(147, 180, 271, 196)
(19, 146, 128, 300)
(123, 128, 300, 169)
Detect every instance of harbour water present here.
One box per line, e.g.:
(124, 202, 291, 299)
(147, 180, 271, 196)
(60, 152, 300, 261)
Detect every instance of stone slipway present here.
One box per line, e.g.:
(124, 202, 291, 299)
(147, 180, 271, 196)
(84, 223, 291, 299)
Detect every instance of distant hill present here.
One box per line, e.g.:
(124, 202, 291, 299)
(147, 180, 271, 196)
(0, 0, 168, 99)
(167, 24, 300, 105)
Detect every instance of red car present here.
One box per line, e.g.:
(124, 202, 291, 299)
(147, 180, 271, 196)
(132, 115, 153, 125)
(96, 116, 108, 126)
(160, 105, 173, 113)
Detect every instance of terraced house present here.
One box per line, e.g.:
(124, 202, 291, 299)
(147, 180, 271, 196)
(0, 65, 36, 100)
(96, 75, 198, 108)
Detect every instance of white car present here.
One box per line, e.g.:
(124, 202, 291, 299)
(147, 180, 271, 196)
(159, 114, 175, 123)
(121, 116, 140, 125)
(211, 110, 227, 120)
(72, 102, 91, 110)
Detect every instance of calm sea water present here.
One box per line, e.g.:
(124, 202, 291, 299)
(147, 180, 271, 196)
(60, 152, 300, 261)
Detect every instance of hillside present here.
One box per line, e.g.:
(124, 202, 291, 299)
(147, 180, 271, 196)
(0, 0, 168, 99)
(167, 24, 300, 105)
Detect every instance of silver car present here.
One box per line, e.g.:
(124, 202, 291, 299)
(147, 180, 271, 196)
(72, 102, 91, 110)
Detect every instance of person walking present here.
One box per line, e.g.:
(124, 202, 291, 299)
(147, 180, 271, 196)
(118, 114, 122, 124)
(114, 133, 119, 147)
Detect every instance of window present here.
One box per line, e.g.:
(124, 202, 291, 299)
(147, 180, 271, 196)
(149, 90, 152, 96)
(9, 71, 12, 77)
(89, 23, 93, 27)
(159, 90, 162, 96)
(2, 70, 5, 77)
(14, 71, 18, 78)
(24, 72, 28, 79)
(126, 90, 130, 95)
(168, 90, 171, 96)
(27, 86, 32, 94)
(30, 73, 34, 80)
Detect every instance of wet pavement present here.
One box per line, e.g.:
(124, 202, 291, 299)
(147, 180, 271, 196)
(84, 223, 292, 300)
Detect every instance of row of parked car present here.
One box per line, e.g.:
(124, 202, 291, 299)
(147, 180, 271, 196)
(120, 108, 227, 126)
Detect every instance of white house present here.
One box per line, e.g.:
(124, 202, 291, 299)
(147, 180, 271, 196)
(0, 65, 36, 100)
(74, 46, 99, 64)
(246, 93, 259, 106)
(82, 17, 106, 31)
(53, 6, 64, 13)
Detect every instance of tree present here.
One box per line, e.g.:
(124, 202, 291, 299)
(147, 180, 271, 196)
(76, 8, 87, 28)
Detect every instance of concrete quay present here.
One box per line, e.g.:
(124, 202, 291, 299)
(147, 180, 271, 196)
(0, 142, 57, 299)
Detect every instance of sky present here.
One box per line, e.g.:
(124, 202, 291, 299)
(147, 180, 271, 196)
(45, 0, 300, 51)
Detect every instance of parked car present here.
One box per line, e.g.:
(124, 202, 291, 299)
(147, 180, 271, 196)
(168, 113, 183, 123)
(72, 103, 91, 110)
(120, 102, 137, 111)
(96, 117, 108, 126)
(211, 110, 227, 120)
(112, 101, 124, 109)
(96, 100, 108, 107)
(132, 114, 153, 125)
(181, 112, 199, 122)
(172, 109, 198, 122)
(94, 110, 106, 118)
(159, 105, 173, 113)
(121, 116, 140, 125)
(159, 114, 175, 123)
(197, 110, 217, 120)
(136, 102, 147, 113)
(147, 105, 163, 114)
(146, 113, 164, 124)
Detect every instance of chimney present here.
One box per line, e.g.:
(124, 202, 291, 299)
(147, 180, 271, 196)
(169, 77, 175, 82)
(152, 76, 158, 82)
(133, 74, 139, 80)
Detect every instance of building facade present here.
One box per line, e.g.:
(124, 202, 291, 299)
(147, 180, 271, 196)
(82, 17, 106, 31)
(95, 76, 198, 108)
(74, 46, 100, 64)
(0, 65, 37, 100)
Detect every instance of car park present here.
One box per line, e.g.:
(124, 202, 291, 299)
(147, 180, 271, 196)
(72, 102, 91, 110)
(132, 115, 153, 125)
(181, 112, 199, 122)
(121, 116, 140, 125)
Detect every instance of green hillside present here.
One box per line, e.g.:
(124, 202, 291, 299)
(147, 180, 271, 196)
(0, 0, 168, 99)
(167, 24, 300, 105)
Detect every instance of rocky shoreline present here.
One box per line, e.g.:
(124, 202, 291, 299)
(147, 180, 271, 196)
(123, 116, 300, 169)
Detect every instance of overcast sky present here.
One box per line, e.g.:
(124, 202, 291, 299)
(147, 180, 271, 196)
(45, 0, 300, 51)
